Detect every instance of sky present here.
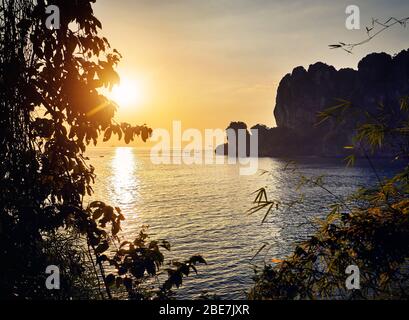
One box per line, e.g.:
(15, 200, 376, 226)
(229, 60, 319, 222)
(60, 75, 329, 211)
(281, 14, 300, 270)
(93, 0, 409, 145)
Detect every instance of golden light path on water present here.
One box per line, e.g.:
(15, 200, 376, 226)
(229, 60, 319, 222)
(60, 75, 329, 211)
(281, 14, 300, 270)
(110, 147, 141, 217)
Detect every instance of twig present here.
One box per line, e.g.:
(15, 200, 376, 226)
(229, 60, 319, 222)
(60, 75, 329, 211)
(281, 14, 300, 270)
(329, 16, 409, 53)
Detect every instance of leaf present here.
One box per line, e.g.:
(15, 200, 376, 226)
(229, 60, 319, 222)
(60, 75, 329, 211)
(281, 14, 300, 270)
(112, 221, 121, 236)
(103, 127, 112, 142)
(119, 241, 131, 248)
(180, 264, 190, 276)
(105, 274, 115, 287)
(250, 243, 267, 262)
(103, 206, 115, 221)
(160, 240, 171, 251)
(92, 208, 104, 220)
(145, 261, 157, 276)
(89, 201, 105, 209)
(345, 154, 356, 167)
(130, 265, 145, 278)
(95, 240, 109, 254)
(168, 273, 183, 288)
(123, 277, 132, 291)
(189, 255, 207, 265)
(294, 246, 306, 257)
(261, 203, 275, 224)
(190, 264, 198, 274)
(247, 201, 272, 215)
(115, 277, 123, 288)
(329, 44, 342, 49)
(253, 188, 268, 204)
(118, 266, 128, 276)
(97, 254, 108, 263)
(271, 258, 284, 264)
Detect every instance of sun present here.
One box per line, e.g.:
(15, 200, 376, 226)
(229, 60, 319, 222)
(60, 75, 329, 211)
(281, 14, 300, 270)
(109, 77, 144, 109)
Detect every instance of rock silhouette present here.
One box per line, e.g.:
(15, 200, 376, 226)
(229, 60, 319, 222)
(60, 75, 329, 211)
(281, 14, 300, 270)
(217, 49, 409, 157)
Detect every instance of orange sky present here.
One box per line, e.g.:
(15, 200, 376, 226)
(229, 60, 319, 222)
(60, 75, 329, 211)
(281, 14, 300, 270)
(93, 0, 409, 146)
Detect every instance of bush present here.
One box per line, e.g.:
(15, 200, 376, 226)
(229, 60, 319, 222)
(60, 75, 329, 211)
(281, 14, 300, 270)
(249, 98, 409, 300)
(0, 0, 204, 300)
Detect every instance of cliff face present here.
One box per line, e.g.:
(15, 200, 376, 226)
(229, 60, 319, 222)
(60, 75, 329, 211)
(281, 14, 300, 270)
(274, 63, 355, 130)
(217, 49, 409, 157)
(272, 50, 409, 156)
(275, 50, 409, 129)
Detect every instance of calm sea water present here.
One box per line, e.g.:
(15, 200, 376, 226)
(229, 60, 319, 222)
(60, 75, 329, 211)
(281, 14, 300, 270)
(86, 147, 400, 299)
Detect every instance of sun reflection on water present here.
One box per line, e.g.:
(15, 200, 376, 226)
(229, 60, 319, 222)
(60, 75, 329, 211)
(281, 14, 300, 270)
(110, 147, 140, 208)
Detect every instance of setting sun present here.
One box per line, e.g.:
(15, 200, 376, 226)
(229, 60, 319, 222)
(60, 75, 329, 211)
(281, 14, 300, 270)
(109, 77, 144, 109)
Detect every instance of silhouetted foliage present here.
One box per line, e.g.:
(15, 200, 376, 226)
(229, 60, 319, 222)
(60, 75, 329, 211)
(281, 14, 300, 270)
(330, 16, 409, 53)
(0, 0, 204, 300)
(249, 98, 409, 299)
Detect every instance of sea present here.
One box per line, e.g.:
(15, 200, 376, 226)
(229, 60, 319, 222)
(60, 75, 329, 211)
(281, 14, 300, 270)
(86, 147, 402, 299)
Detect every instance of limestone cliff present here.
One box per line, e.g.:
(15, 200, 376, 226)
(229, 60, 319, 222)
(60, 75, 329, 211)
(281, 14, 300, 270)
(217, 49, 409, 157)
